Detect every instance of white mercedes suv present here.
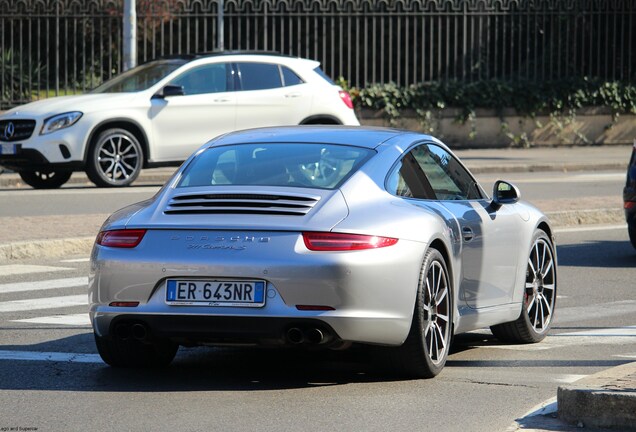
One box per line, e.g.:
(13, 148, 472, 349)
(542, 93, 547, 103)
(0, 52, 359, 188)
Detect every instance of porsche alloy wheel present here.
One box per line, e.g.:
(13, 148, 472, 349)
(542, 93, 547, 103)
(87, 128, 143, 187)
(524, 233, 557, 334)
(491, 230, 557, 343)
(394, 248, 452, 378)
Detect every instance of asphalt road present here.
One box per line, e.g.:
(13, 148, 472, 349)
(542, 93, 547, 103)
(0, 224, 634, 432)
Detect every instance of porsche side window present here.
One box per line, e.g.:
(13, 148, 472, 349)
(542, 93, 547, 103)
(169, 63, 228, 95)
(413, 144, 481, 200)
(387, 152, 436, 199)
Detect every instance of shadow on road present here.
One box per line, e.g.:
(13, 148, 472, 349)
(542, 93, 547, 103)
(557, 240, 636, 268)
(1, 325, 631, 392)
(0, 334, 410, 392)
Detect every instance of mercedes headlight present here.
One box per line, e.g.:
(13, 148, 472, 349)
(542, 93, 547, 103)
(40, 112, 83, 135)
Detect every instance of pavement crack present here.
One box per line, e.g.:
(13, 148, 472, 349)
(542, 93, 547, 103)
(453, 378, 538, 389)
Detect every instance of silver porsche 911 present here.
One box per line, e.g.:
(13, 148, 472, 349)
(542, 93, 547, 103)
(89, 126, 557, 378)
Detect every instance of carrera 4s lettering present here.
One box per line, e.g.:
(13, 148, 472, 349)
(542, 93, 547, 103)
(171, 235, 270, 242)
(171, 235, 271, 251)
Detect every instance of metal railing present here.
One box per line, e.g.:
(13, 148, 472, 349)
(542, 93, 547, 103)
(1, 0, 634, 109)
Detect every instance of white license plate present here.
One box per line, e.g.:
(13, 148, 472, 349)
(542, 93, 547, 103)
(0, 143, 17, 155)
(166, 279, 266, 307)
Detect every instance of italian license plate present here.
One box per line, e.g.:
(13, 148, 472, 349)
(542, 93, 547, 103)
(166, 279, 266, 307)
(0, 143, 17, 155)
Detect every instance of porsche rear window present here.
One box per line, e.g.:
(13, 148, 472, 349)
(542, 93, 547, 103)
(178, 143, 374, 189)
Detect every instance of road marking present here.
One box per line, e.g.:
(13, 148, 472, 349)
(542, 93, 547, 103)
(12, 313, 90, 326)
(0, 276, 87, 294)
(555, 300, 636, 324)
(480, 172, 624, 184)
(480, 343, 555, 352)
(613, 353, 636, 359)
(60, 258, 90, 263)
(484, 326, 636, 352)
(555, 224, 626, 234)
(0, 264, 73, 277)
(0, 349, 101, 363)
(553, 374, 588, 384)
(556, 326, 636, 337)
(480, 301, 636, 352)
(0, 295, 87, 313)
(507, 397, 558, 432)
(547, 326, 636, 348)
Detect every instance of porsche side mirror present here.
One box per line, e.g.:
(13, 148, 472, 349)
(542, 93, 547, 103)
(153, 84, 185, 99)
(492, 180, 520, 208)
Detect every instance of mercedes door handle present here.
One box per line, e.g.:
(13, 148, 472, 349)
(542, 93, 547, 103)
(462, 226, 474, 242)
(214, 98, 230, 102)
(285, 93, 301, 98)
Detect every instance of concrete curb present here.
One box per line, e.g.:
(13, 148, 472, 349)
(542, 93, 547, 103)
(467, 162, 626, 175)
(558, 362, 636, 430)
(0, 237, 94, 262)
(0, 172, 172, 188)
(547, 208, 625, 227)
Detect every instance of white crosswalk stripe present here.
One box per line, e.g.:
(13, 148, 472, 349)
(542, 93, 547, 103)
(0, 350, 101, 363)
(0, 294, 87, 313)
(0, 277, 87, 294)
(0, 270, 89, 326)
(478, 326, 636, 352)
(0, 264, 73, 277)
(13, 313, 91, 326)
(59, 258, 90, 263)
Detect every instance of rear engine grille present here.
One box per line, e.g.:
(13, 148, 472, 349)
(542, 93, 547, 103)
(164, 193, 321, 216)
(0, 120, 36, 142)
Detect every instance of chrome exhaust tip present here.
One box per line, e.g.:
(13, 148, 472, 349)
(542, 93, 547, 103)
(306, 328, 324, 344)
(287, 327, 304, 344)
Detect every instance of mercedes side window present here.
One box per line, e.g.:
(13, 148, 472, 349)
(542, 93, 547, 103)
(169, 63, 228, 95)
(236, 62, 283, 91)
(281, 66, 304, 86)
(414, 144, 482, 200)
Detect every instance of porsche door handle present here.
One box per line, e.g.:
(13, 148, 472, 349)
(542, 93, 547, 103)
(285, 92, 301, 98)
(214, 98, 231, 102)
(462, 227, 474, 242)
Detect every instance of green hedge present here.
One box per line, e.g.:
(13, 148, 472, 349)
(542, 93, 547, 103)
(342, 78, 636, 146)
(350, 78, 636, 119)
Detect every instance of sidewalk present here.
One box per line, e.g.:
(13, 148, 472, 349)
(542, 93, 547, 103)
(0, 144, 634, 431)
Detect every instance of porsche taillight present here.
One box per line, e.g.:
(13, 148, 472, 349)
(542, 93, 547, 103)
(302, 232, 398, 251)
(96, 229, 147, 248)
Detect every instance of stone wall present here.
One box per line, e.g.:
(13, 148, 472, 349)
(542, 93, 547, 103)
(358, 107, 636, 148)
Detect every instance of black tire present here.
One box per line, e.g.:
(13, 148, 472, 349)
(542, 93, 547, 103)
(86, 128, 143, 187)
(490, 229, 557, 343)
(391, 248, 453, 378)
(628, 225, 636, 250)
(94, 332, 178, 368)
(18, 169, 72, 189)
